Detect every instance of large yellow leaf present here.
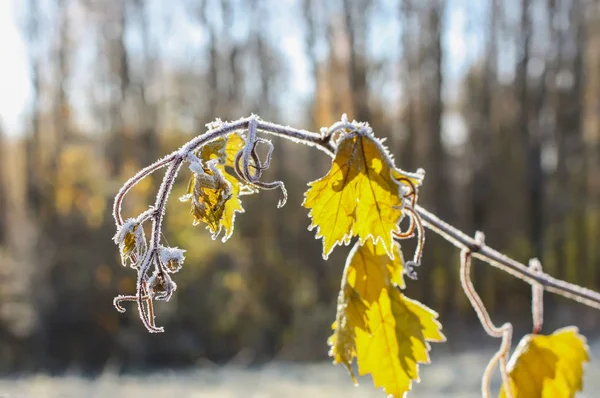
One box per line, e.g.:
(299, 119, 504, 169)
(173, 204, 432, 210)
(348, 239, 406, 297)
(499, 327, 589, 398)
(329, 240, 444, 397)
(328, 240, 403, 376)
(355, 287, 445, 398)
(304, 132, 417, 259)
(328, 283, 369, 384)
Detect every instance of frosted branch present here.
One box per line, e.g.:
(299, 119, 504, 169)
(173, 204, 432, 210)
(111, 115, 600, 336)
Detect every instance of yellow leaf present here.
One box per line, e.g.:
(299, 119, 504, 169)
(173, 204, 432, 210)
(347, 239, 406, 298)
(304, 133, 413, 259)
(200, 133, 245, 167)
(186, 168, 231, 233)
(355, 287, 445, 398)
(122, 228, 137, 258)
(329, 240, 443, 396)
(117, 222, 144, 267)
(499, 327, 589, 398)
(328, 283, 369, 384)
(220, 172, 244, 241)
(224, 133, 245, 166)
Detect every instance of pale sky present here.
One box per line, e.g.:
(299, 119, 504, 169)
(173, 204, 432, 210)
(0, 0, 31, 136)
(0, 0, 475, 140)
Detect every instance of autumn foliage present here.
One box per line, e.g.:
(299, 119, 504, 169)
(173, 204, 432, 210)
(112, 116, 591, 397)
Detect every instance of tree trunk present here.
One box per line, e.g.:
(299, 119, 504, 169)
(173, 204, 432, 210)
(105, 0, 128, 178)
(25, 0, 42, 215)
(472, 0, 498, 302)
(52, 0, 70, 177)
(569, 0, 587, 284)
(400, 0, 417, 170)
(0, 121, 5, 246)
(136, 0, 159, 170)
(516, 0, 544, 260)
(427, 1, 453, 314)
(342, 0, 371, 122)
(198, 0, 219, 122)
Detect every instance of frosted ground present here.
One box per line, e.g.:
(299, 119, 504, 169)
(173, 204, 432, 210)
(1, 339, 600, 398)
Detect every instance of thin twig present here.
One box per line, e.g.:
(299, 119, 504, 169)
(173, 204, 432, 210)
(460, 248, 513, 398)
(529, 258, 544, 334)
(417, 204, 600, 310)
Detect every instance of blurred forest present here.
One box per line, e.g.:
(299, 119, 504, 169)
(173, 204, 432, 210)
(0, 0, 599, 374)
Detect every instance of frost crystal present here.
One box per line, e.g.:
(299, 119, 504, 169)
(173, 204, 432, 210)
(186, 151, 204, 175)
(205, 118, 223, 130)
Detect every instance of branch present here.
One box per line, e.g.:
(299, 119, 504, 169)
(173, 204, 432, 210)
(416, 205, 600, 310)
(112, 115, 600, 333)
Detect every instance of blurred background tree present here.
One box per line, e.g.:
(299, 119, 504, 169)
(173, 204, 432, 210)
(0, 0, 599, 373)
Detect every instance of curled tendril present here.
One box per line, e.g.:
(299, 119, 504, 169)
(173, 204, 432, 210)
(394, 177, 418, 239)
(235, 147, 264, 182)
(390, 174, 424, 280)
(255, 137, 275, 170)
(461, 248, 513, 398)
(395, 207, 425, 281)
(388, 176, 423, 280)
(233, 117, 288, 207)
(113, 292, 151, 313)
(111, 266, 161, 333)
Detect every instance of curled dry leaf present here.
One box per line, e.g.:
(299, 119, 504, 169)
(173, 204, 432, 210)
(181, 133, 247, 242)
(158, 246, 186, 273)
(185, 164, 232, 231)
(113, 218, 146, 268)
(147, 270, 177, 301)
